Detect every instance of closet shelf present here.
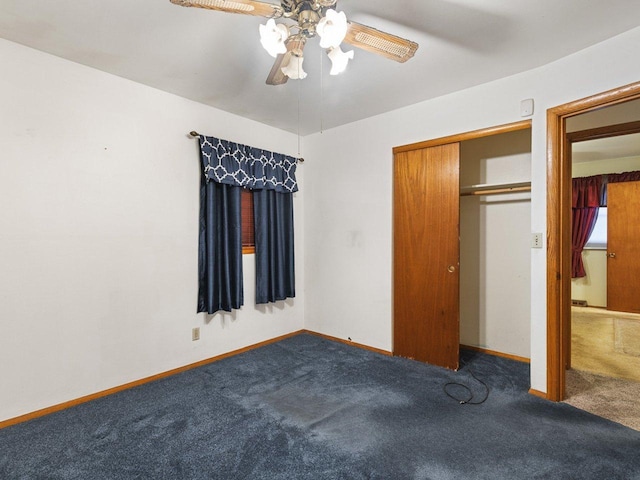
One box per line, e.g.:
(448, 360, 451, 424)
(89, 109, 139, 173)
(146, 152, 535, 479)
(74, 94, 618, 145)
(460, 181, 531, 197)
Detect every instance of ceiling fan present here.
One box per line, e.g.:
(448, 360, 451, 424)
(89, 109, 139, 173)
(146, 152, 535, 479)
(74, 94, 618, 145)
(170, 0, 419, 85)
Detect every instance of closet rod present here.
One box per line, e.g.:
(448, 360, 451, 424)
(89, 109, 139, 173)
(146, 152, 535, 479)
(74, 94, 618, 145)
(460, 181, 531, 197)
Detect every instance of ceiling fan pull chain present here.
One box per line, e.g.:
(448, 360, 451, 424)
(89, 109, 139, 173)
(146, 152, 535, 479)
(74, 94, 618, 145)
(320, 44, 324, 134)
(297, 67, 301, 157)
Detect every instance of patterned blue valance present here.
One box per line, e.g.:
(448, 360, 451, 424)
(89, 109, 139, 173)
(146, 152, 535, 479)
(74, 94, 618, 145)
(198, 136, 298, 193)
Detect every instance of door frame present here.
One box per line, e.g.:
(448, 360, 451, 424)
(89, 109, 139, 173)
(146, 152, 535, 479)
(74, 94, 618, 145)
(546, 81, 640, 401)
(393, 119, 532, 360)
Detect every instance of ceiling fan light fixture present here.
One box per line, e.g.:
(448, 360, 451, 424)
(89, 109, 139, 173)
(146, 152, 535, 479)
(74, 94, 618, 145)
(281, 54, 307, 80)
(327, 46, 353, 75)
(316, 9, 348, 49)
(259, 19, 289, 57)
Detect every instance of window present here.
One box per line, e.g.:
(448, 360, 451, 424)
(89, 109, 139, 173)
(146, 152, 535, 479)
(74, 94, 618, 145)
(241, 188, 255, 254)
(585, 207, 607, 249)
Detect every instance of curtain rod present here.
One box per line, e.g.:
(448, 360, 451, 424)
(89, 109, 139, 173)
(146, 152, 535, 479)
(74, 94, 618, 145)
(188, 131, 304, 163)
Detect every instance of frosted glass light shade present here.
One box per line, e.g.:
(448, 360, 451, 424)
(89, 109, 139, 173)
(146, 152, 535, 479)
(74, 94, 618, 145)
(316, 9, 348, 49)
(281, 55, 307, 79)
(328, 46, 354, 75)
(259, 19, 289, 57)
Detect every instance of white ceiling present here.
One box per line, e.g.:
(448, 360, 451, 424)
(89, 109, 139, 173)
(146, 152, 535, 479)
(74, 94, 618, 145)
(573, 133, 640, 163)
(1, 0, 639, 135)
(568, 99, 640, 162)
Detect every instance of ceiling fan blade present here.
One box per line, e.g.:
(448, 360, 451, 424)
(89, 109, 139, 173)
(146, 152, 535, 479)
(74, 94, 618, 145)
(266, 35, 306, 86)
(170, 0, 283, 18)
(344, 21, 419, 63)
(266, 53, 290, 85)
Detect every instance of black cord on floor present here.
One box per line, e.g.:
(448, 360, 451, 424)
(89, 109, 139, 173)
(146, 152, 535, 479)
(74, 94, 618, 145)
(443, 364, 490, 405)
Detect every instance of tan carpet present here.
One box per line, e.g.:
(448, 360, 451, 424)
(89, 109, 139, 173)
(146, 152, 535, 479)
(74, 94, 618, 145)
(570, 306, 640, 382)
(615, 318, 640, 357)
(565, 369, 640, 431)
(565, 307, 640, 431)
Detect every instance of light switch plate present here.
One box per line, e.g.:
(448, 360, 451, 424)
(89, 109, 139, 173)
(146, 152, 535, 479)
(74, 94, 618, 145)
(532, 232, 543, 248)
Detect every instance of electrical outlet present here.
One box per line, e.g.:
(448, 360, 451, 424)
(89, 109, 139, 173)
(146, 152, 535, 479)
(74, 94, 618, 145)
(192, 327, 200, 341)
(532, 233, 543, 249)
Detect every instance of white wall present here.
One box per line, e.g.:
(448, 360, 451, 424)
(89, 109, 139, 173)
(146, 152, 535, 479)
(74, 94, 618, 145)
(304, 27, 640, 393)
(571, 250, 608, 307)
(459, 130, 531, 357)
(573, 156, 640, 177)
(0, 39, 304, 422)
(570, 156, 640, 307)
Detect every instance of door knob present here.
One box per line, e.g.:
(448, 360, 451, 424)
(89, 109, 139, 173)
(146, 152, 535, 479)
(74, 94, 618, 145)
(607, 252, 616, 258)
(447, 265, 456, 273)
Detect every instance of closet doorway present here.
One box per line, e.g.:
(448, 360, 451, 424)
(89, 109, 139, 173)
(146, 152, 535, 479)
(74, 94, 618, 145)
(393, 121, 532, 370)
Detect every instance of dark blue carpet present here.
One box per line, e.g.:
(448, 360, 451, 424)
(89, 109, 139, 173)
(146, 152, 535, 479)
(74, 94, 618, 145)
(1, 333, 639, 479)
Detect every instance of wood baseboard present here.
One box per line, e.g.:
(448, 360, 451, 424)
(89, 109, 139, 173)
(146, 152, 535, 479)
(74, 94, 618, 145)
(302, 330, 392, 356)
(0, 330, 305, 430)
(0, 329, 394, 430)
(528, 388, 548, 400)
(3, 331, 542, 430)
(460, 344, 530, 364)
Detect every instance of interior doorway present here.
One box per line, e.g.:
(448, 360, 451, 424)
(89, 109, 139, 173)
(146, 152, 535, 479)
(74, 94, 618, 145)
(565, 121, 640, 430)
(570, 130, 640, 312)
(546, 81, 640, 401)
(567, 119, 640, 368)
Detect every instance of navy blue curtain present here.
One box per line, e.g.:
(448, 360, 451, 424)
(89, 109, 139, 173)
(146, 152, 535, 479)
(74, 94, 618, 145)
(254, 189, 295, 304)
(197, 135, 298, 312)
(198, 179, 243, 313)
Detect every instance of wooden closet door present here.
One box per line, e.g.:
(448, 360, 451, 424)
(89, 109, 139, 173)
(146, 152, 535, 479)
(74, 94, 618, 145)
(607, 181, 640, 313)
(393, 143, 460, 370)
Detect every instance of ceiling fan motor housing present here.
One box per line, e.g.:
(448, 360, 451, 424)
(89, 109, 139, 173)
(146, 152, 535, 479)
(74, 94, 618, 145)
(281, 1, 338, 37)
(281, 0, 337, 14)
(297, 9, 320, 36)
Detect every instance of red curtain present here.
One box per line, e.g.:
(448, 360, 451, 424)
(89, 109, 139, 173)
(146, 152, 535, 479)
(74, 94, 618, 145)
(571, 176, 602, 278)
